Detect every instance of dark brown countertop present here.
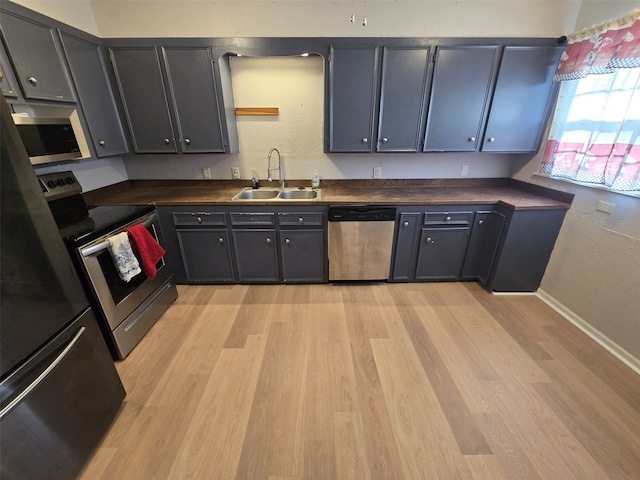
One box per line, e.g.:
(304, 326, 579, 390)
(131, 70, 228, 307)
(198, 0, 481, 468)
(85, 178, 573, 211)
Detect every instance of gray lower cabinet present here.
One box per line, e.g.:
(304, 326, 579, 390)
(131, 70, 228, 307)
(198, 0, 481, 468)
(390, 212, 420, 281)
(177, 229, 235, 282)
(488, 208, 567, 292)
(279, 229, 325, 283)
(461, 210, 507, 284)
(415, 227, 470, 281)
(158, 208, 236, 283)
(232, 229, 279, 283)
(0, 10, 75, 102)
(60, 33, 128, 158)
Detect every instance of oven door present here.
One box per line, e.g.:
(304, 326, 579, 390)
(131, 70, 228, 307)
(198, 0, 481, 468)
(77, 211, 171, 331)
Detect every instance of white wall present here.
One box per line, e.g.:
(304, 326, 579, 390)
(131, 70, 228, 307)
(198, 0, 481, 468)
(87, 0, 580, 39)
(511, 1, 640, 364)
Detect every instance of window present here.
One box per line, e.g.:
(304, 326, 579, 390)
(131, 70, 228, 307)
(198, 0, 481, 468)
(539, 68, 640, 193)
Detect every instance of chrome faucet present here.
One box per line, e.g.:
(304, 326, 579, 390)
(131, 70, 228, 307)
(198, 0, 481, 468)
(267, 147, 285, 188)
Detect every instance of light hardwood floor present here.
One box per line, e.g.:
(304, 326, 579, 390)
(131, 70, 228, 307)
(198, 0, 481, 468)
(80, 282, 640, 480)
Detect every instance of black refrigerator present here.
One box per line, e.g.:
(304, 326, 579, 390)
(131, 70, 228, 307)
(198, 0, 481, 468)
(0, 97, 125, 479)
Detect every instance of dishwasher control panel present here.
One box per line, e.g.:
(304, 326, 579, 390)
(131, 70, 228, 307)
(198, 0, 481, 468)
(328, 206, 396, 222)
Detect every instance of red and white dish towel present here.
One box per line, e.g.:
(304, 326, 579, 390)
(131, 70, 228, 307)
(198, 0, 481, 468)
(107, 225, 166, 282)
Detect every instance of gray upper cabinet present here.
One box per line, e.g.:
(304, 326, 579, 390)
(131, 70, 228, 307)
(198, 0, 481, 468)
(377, 46, 430, 152)
(109, 46, 177, 153)
(109, 45, 231, 154)
(0, 40, 20, 98)
(162, 47, 225, 153)
(329, 45, 379, 152)
(482, 45, 564, 152)
(0, 11, 75, 102)
(60, 33, 128, 158)
(423, 46, 498, 152)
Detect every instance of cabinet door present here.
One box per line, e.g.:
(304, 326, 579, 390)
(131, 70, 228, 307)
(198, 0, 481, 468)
(0, 12, 75, 102)
(109, 47, 177, 153)
(280, 229, 325, 283)
(0, 41, 20, 98)
(162, 47, 225, 153)
(415, 227, 470, 280)
(423, 46, 498, 152)
(60, 34, 128, 158)
(329, 45, 379, 152)
(377, 47, 430, 152)
(461, 211, 506, 284)
(177, 229, 235, 283)
(233, 229, 279, 283)
(482, 45, 564, 152)
(390, 212, 420, 281)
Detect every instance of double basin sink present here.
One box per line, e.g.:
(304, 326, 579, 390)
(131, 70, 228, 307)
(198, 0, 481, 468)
(232, 187, 321, 201)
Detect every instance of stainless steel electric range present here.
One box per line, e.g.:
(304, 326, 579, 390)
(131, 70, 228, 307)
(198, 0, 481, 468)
(38, 171, 178, 359)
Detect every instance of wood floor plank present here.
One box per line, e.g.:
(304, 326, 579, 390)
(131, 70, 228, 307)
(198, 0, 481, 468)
(388, 285, 492, 455)
(235, 315, 308, 478)
(77, 283, 640, 480)
(168, 334, 267, 479)
(334, 412, 372, 480)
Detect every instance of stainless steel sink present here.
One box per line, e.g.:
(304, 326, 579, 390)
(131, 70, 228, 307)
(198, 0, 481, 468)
(232, 189, 279, 200)
(231, 187, 321, 201)
(278, 190, 318, 200)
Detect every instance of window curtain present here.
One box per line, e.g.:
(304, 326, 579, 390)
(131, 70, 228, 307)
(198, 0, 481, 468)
(540, 9, 640, 192)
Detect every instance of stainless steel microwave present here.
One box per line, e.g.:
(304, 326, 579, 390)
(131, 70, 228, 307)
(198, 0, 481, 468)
(11, 115, 83, 165)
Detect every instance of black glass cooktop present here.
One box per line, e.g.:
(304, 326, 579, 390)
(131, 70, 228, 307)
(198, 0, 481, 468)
(57, 203, 155, 246)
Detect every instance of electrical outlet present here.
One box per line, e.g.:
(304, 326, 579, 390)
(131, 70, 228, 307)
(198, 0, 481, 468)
(596, 200, 615, 214)
(461, 165, 469, 176)
(231, 167, 240, 179)
(202, 167, 211, 179)
(373, 166, 382, 179)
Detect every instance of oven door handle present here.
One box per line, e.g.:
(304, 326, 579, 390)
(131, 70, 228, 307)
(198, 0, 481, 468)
(80, 212, 157, 258)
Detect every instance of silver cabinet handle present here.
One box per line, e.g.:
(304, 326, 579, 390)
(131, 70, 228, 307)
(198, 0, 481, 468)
(478, 220, 484, 225)
(403, 221, 409, 227)
(266, 238, 271, 244)
(445, 216, 451, 221)
(218, 237, 224, 244)
(285, 238, 290, 244)
(298, 217, 304, 224)
(0, 326, 86, 420)
(185, 138, 191, 145)
(28, 76, 37, 86)
(361, 137, 368, 143)
(164, 138, 171, 144)
(381, 137, 389, 143)
(426, 237, 434, 243)
(99, 140, 105, 146)
(468, 137, 476, 142)
(487, 137, 495, 143)
(196, 216, 202, 224)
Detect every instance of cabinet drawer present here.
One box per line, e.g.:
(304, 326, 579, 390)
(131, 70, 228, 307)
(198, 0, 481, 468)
(230, 212, 275, 226)
(173, 212, 226, 226)
(424, 211, 473, 226)
(278, 212, 324, 226)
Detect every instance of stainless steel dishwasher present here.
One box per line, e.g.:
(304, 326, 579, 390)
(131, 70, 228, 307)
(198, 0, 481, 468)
(328, 206, 396, 281)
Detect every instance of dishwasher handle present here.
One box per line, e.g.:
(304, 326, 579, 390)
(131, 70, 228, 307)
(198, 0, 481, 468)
(328, 206, 396, 222)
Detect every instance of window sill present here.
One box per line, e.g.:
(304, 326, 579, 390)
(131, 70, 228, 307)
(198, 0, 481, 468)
(533, 172, 640, 199)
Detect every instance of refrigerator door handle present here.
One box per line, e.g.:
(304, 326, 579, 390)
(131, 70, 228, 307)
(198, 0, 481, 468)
(0, 326, 86, 420)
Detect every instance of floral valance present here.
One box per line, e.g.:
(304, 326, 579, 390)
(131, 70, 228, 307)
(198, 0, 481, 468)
(555, 8, 640, 81)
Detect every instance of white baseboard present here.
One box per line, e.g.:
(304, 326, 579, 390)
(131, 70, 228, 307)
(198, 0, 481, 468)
(537, 289, 640, 376)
